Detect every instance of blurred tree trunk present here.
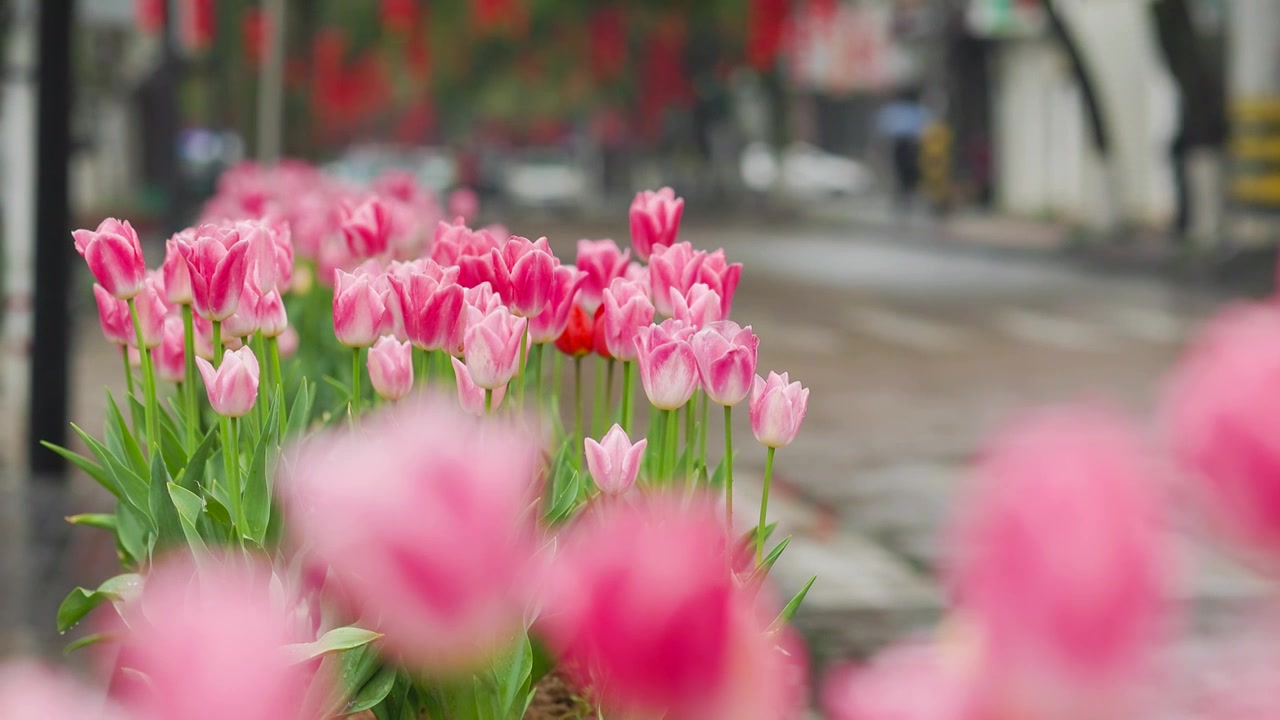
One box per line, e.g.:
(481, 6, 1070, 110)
(1043, 0, 1109, 156)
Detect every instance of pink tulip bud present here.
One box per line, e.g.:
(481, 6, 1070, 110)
(72, 217, 147, 300)
(132, 276, 168, 349)
(0, 661, 125, 720)
(629, 187, 684, 261)
(501, 235, 558, 317)
(257, 289, 287, 338)
(1164, 304, 1280, 568)
(333, 269, 388, 348)
(367, 336, 414, 401)
(340, 196, 392, 259)
(110, 555, 319, 720)
(670, 283, 724, 329)
(601, 277, 655, 362)
(635, 319, 699, 411)
(463, 305, 527, 390)
(280, 396, 541, 671)
(749, 372, 808, 448)
(222, 278, 264, 339)
(528, 265, 586, 344)
(162, 229, 196, 304)
(388, 261, 465, 351)
(584, 424, 646, 495)
(692, 321, 759, 407)
(540, 495, 798, 719)
(575, 239, 631, 313)
(93, 284, 133, 346)
(448, 187, 479, 219)
(948, 407, 1170, 718)
(451, 355, 507, 415)
(196, 347, 260, 417)
(179, 223, 252, 321)
(154, 314, 187, 383)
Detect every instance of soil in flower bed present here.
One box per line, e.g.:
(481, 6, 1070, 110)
(524, 671, 595, 719)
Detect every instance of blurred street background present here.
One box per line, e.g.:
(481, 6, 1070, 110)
(2, 0, 1278, 673)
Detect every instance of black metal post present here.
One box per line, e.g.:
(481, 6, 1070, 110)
(27, 0, 75, 475)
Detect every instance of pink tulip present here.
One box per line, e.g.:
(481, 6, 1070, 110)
(749, 372, 809, 448)
(947, 407, 1170, 718)
(340, 196, 392, 259)
(1164, 304, 1280, 569)
(449, 187, 479, 219)
(670, 283, 723, 329)
(162, 229, 196, 304)
(277, 326, 299, 359)
(131, 275, 168, 349)
(601, 277, 655, 362)
(575, 239, 631, 313)
(257, 289, 288, 338)
(625, 260, 649, 285)
(280, 396, 541, 671)
(196, 347, 260, 417)
(463, 305, 527, 390)
(223, 278, 265, 339)
(72, 217, 147, 300)
(431, 219, 501, 267)
(93, 284, 133, 346)
(179, 223, 251, 321)
(699, 248, 743, 316)
(648, 242, 703, 317)
(236, 218, 293, 293)
(0, 662, 123, 719)
(822, 641, 978, 720)
(634, 319, 699, 410)
(154, 314, 187, 383)
(451, 356, 507, 415)
(500, 235, 558, 317)
(333, 269, 388, 348)
(692, 321, 759, 407)
(110, 555, 318, 720)
(388, 261, 465, 351)
(367, 336, 414, 401)
(584, 424, 647, 495)
(540, 495, 798, 720)
(629, 187, 684, 261)
(528, 265, 587, 344)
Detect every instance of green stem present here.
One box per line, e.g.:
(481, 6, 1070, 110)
(269, 336, 285, 437)
(724, 405, 735, 533)
(436, 350, 451, 389)
(128, 299, 160, 458)
(415, 347, 429, 385)
(254, 332, 268, 428)
(211, 319, 223, 367)
(650, 407, 667, 482)
(605, 358, 616, 424)
(757, 446, 776, 564)
(621, 361, 634, 435)
(222, 414, 242, 542)
(699, 393, 709, 481)
(552, 351, 564, 406)
(516, 324, 528, 407)
(181, 305, 198, 449)
(685, 395, 696, 484)
(121, 345, 140, 434)
(574, 357, 584, 468)
(533, 343, 545, 409)
(665, 407, 680, 483)
(351, 347, 362, 417)
(593, 356, 607, 437)
(485, 388, 494, 414)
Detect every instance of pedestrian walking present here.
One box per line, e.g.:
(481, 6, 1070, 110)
(876, 87, 930, 217)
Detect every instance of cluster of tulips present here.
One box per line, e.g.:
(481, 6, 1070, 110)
(23, 166, 815, 719)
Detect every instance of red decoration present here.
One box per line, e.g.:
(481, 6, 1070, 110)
(181, 0, 216, 52)
(588, 7, 628, 82)
(136, 0, 165, 34)
(380, 0, 420, 35)
(746, 0, 792, 70)
(242, 8, 267, 68)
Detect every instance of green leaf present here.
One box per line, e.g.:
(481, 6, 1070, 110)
(167, 483, 209, 555)
(148, 454, 183, 553)
(707, 454, 728, 490)
(105, 392, 147, 475)
(63, 631, 117, 655)
(544, 470, 580, 525)
(66, 513, 117, 532)
(345, 665, 398, 715)
(285, 378, 315, 439)
(770, 575, 817, 631)
(158, 421, 187, 478)
(285, 626, 384, 663)
(56, 574, 142, 633)
(179, 427, 219, 492)
(115, 498, 150, 567)
(492, 635, 533, 720)
(243, 426, 273, 545)
(746, 535, 792, 588)
(40, 442, 117, 498)
(72, 423, 147, 511)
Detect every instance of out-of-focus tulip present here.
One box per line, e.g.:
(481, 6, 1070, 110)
(72, 217, 147, 300)
(584, 424, 646, 495)
(111, 555, 318, 720)
(692, 321, 759, 407)
(333, 269, 388, 348)
(276, 326, 299, 359)
(154, 315, 187, 383)
(367, 336, 414, 401)
(592, 305, 611, 359)
(463, 305, 527, 390)
(180, 223, 251, 321)
(93, 284, 133, 346)
(1164, 304, 1280, 569)
(280, 397, 541, 671)
(555, 303, 595, 358)
(451, 356, 507, 415)
(670, 283, 723, 329)
(635, 319, 699, 411)
(575, 239, 630, 313)
(528, 265, 586, 344)
(749, 372, 808, 448)
(540, 495, 798, 720)
(430, 219, 501, 267)
(699, 248, 743, 316)
(340, 196, 392, 259)
(0, 661, 123, 720)
(601, 278, 655, 362)
(388, 262, 464, 351)
(196, 347, 260, 417)
(947, 407, 1171, 720)
(822, 641, 978, 720)
(629, 187, 684, 261)
(163, 229, 196, 304)
(132, 276, 168, 349)
(448, 187, 479, 220)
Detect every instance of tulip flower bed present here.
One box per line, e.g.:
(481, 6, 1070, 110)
(36, 166, 813, 720)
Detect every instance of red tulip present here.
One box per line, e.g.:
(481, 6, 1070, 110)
(555, 303, 595, 358)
